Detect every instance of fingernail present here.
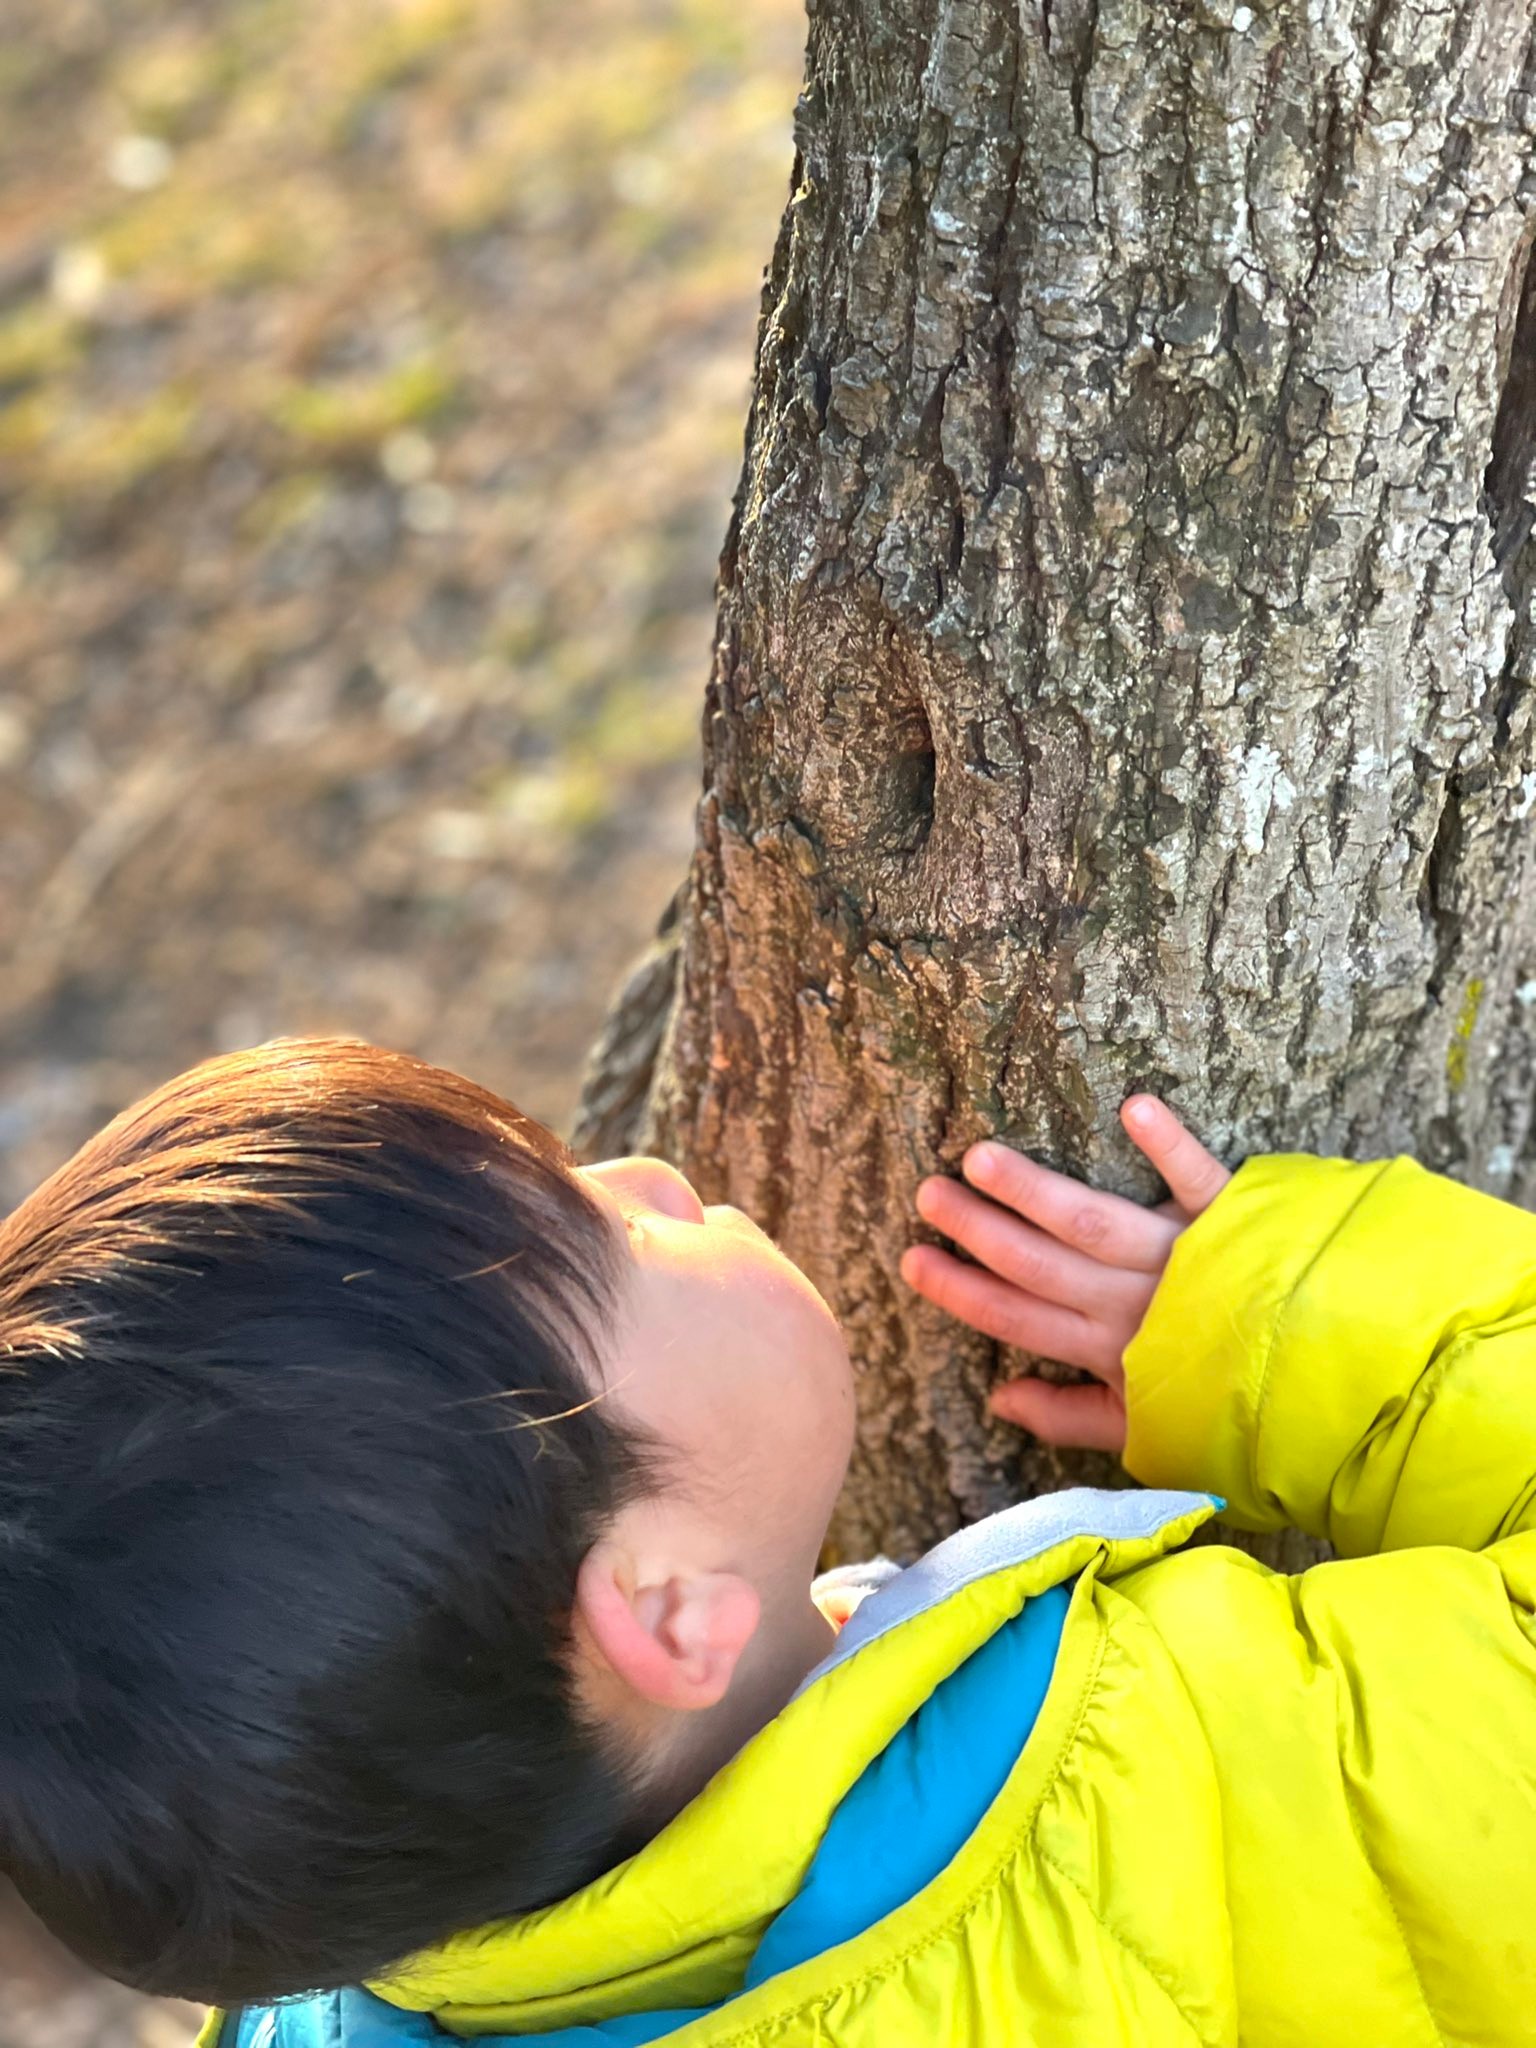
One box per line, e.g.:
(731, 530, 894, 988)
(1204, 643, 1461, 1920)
(966, 1143, 1000, 1182)
(1123, 1097, 1154, 1126)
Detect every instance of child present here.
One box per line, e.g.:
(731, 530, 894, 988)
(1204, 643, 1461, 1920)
(1, 1036, 1532, 2044)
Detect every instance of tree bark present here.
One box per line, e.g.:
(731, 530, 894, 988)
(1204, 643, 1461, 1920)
(573, 0, 1536, 1565)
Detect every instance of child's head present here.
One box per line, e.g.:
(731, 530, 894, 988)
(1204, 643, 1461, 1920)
(0, 1038, 854, 2004)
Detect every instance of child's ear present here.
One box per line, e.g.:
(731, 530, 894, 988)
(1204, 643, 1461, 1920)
(574, 1539, 761, 1713)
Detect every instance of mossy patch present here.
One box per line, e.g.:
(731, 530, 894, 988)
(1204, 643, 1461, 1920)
(1447, 977, 1484, 1091)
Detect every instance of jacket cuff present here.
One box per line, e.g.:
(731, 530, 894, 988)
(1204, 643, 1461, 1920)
(1121, 1152, 1389, 1530)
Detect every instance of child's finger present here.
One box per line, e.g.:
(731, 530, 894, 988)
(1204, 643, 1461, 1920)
(957, 1142, 1180, 1274)
(898, 1244, 1118, 1375)
(1120, 1096, 1231, 1217)
(987, 1375, 1126, 1454)
(915, 1176, 1154, 1318)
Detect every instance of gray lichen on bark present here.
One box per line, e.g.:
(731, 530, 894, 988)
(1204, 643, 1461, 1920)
(575, 0, 1536, 1561)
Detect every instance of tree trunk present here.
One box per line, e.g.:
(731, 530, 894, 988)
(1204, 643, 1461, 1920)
(573, 0, 1536, 1566)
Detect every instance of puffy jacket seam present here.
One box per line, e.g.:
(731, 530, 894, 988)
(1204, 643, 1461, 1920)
(699, 1610, 1115, 2046)
(1030, 1839, 1213, 2046)
(1356, 1342, 1460, 1531)
(1023, 1603, 1213, 2044)
(1248, 1159, 1395, 1528)
(1379, 1324, 1536, 1548)
(1334, 1751, 1446, 2048)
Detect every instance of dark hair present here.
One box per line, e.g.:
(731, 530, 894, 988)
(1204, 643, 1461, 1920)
(0, 1036, 671, 2004)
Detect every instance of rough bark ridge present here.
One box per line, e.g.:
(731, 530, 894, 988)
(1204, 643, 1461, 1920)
(575, 0, 1536, 1562)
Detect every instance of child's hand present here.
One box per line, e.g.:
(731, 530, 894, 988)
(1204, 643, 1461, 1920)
(899, 1097, 1230, 1455)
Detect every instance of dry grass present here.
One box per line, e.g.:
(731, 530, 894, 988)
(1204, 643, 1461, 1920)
(0, 0, 806, 2037)
(0, 0, 805, 1211)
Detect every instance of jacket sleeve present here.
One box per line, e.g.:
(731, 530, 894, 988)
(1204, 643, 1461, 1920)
(1121, 1151, 1536, 1555)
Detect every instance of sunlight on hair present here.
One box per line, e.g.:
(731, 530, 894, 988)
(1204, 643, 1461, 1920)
(452, 1371, 640, 1436)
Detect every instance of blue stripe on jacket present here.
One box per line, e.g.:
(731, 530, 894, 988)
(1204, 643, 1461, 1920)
(235, 1579, 1071, 2048)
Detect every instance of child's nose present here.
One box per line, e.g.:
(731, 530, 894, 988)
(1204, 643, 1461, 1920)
(591, 1156, 708, 1227)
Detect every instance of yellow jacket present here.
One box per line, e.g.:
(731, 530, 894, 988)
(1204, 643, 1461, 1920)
(221, 1153, 1536, 2046)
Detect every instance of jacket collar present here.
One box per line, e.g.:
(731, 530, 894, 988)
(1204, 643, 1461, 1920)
(371, 1488, 1216, 2038)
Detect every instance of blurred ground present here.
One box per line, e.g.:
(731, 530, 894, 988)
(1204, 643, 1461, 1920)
(0, 1892, 202, 2048)
(0, 0, 805, 2038)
